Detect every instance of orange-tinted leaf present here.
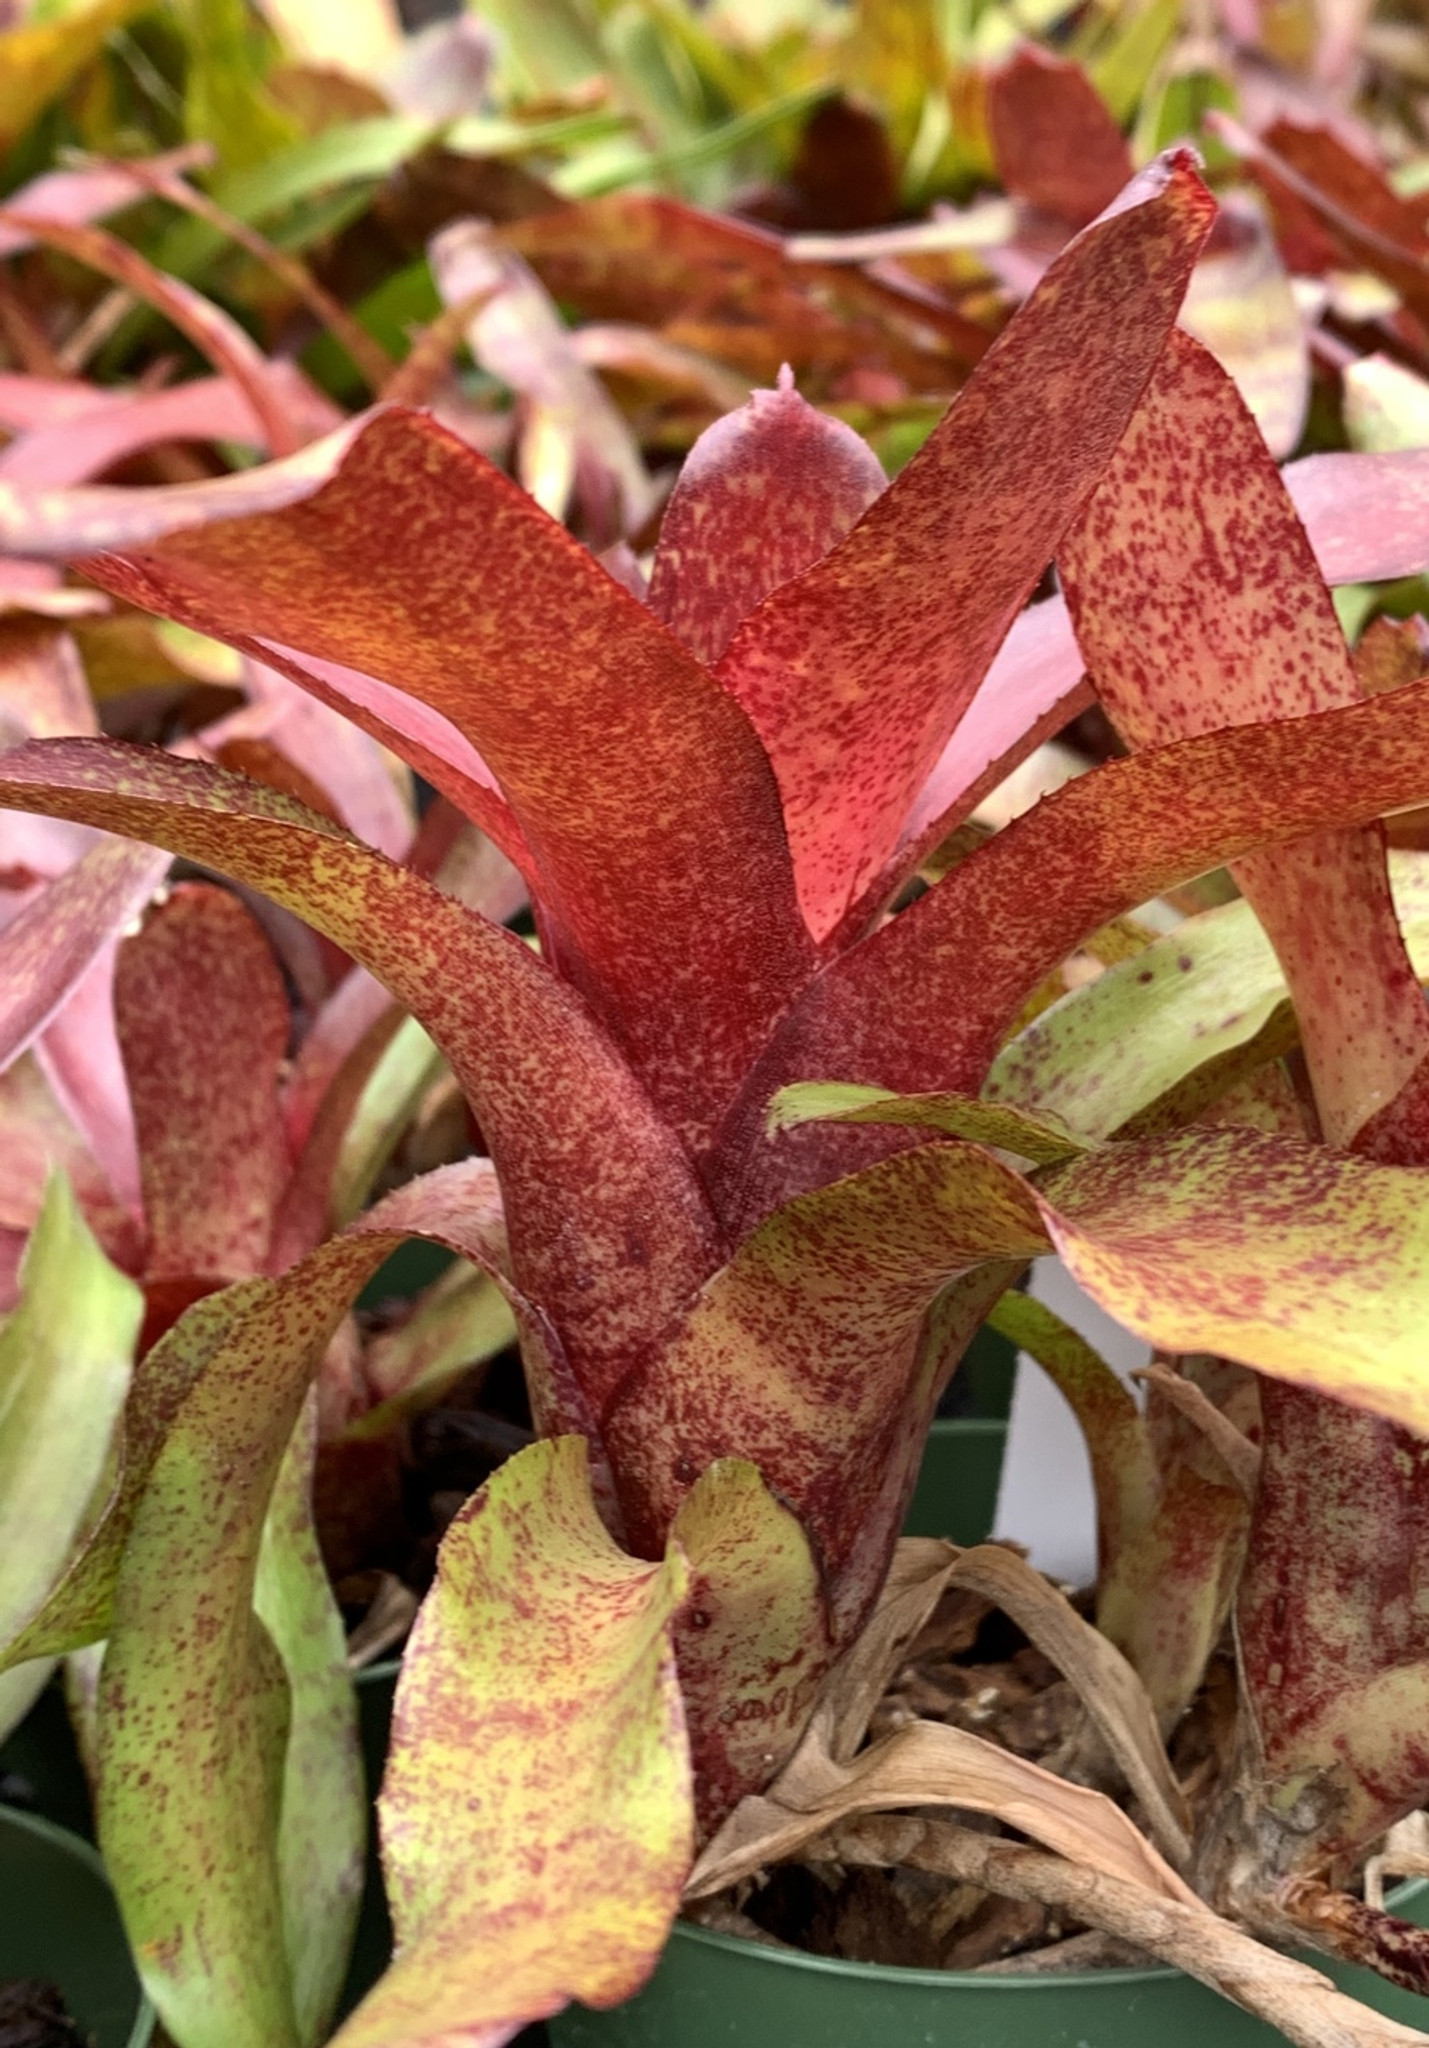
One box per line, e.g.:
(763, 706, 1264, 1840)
(334, 1436, 693, 2048)
(502, 195, 990, 391)
(1038, 1127, 1429, 1439)
(713, 152, 1214, 940)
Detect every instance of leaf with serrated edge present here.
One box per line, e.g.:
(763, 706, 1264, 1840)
(0, 1179, 141, 1728)
(332, 1436, 693, 2048)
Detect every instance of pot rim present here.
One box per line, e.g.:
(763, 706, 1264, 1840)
(667, 1876, 1429, 1992)
(0, 1803, 157, 2048)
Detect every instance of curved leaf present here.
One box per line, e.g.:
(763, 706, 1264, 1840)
(987, 850, 1429, 1142)
(715, 672, 1429, 1227)
(1039, 1127, 1429, 1437)
(71, 407, 813, 1148)
(646, 375, 885, 666)
(0, 1179, 141, 1729)
(0, 738, 720, 1404)
(334, 1437, 693, 2048)
(604, 1143, 1051, 1637)
(713, 151, 1214, 940)
(0, 837, 168, 1073)
(93, 1165, 540, 2048)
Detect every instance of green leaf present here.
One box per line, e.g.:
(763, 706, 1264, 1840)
(332, 1437, 694, 2048)
(93, 1165, 521, 2048)
(0, 1179, 141, 1738)
(0, 0, 151, 151)
(1039, 1126, 1429, 1436)
(987, 850, 1429, 1143)
(766, 1080, 1088, 1162)
(253, 1396, 365, 2048)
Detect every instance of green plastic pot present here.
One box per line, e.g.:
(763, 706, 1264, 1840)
(546, 1883, 1429, 2048)
(547, 1418, 1429, 2047)
(0, 1805, 154, 2048)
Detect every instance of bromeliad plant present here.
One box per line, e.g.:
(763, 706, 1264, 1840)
(7, 148, 1429, 2048)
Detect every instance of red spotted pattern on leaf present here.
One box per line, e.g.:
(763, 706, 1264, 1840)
(116, 885, 291, 1286)
(0, 739, 721, 1410)
(74, 409, 813, 1150)
(713, 152, 1214, 942)
(647, 375, 885, 666)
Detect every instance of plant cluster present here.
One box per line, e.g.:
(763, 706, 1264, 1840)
(7, 8, 1429, 2048)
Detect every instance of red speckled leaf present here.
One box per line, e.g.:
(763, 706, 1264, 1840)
(603, 1144, 1051, 1641)
(646, 375, 885, 666)
(1037, 1126, 1429, 1439)
(713, 151, 1214, 941)
(667, 1460, 830, 1833)
(1058, 328, 1429, 1146)
(987, 49, 1132, 229)
(95, 1165, 529, 2048)
(0, 739, 720, 1408)
(333, 1436, 693, 2048)
(72, 408, 814, 1148)
(0, 836, 168, 1072)
(713, 671, 1429, 1226)
(1233, 1386, 1429, 1868)
(114, 884, 291, 1285)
